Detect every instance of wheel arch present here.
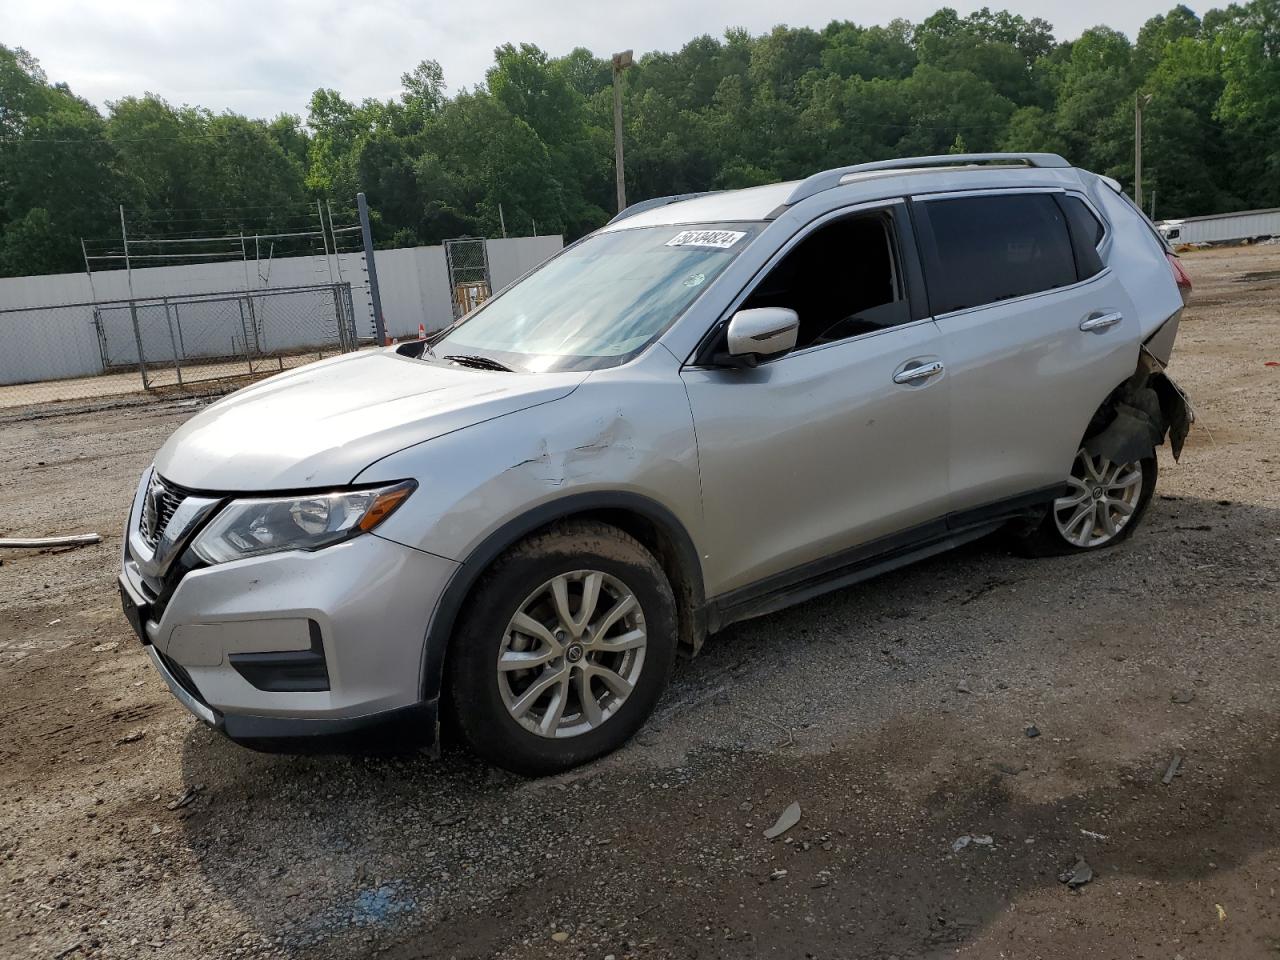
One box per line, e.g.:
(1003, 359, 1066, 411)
(1080, 349, 1193, 466)
(419, 492, 707, 706)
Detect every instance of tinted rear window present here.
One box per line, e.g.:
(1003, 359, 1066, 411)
(921, 193, 1078, 314)
(1058, 194, 1106, 281)
(1060, 195, 1105, 246)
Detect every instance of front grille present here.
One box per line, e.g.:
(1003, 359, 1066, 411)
(140, 474, 187, 548)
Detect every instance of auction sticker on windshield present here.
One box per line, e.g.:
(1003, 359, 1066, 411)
(666, 230, 746, 249)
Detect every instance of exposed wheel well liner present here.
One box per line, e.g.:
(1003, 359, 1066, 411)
(418, 492, 706, 705)
(1082, 349, 1193, 466)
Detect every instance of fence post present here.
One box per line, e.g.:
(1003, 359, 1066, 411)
(357, 192, 387, 345)
(237, 299, 254, 375)
(331, 284, 348, 352)
(119, 205, 149, 390)
(163, 297, 184, 390)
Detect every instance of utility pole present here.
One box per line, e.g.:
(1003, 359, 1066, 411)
(498, 202, 508, 239)
(356, 192, 387, 345)
(1135, 93, 1153, 212)
(611, 49, 634, 214)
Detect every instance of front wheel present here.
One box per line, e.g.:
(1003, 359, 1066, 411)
(1015, 449, 1158, 556)
(447, 521, 678, 775)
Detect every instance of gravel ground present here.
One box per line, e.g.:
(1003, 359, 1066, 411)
(1, 244, 1278, 960)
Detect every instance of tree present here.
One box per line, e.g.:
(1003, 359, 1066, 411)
(5, 4, 1280, 277)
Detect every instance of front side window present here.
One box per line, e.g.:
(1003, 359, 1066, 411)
(737, 211, 908, 350)
(920, 193, 1077, 315)
(431, 222, 763, 372)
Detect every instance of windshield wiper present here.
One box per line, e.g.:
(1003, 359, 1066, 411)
(443, 354, 514, 372)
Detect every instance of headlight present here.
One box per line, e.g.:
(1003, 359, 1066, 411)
(190, 481, 415, 565)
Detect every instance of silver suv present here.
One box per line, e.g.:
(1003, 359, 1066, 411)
(119, 153, 1193, 774)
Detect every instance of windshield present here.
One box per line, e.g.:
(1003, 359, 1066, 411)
(431, 222, 763, 372)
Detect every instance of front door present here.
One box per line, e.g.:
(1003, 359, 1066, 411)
(680, 204, 951, 598)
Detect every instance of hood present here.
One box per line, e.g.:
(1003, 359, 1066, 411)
(153, 350, 587, 490)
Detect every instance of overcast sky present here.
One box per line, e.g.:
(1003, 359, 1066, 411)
(7, 0, 1185, 121)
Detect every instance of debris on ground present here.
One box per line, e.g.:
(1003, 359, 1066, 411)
(1216, 903, 1227, 923)
(1080, 829, 1109, 842)
(1058, 856, 1094, 889)
(1171, 690, 1196, 704)
(0, 533, 101, 549)
(1162, 754, 1184, 785)
(763, 801, 801, 839)
(115, 731, 146, 745)
(768, 868, 788, 881)
(166, 784, 204, 811)
(951, 834, 993, 853)
(1026, 724, 1041, 738)
(550, 931, 569, 943)
(746, 712, 795, 747)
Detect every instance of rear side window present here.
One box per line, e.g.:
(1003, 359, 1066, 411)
(919, 193, 1078, 314)
(1058, 194, 1105, 279)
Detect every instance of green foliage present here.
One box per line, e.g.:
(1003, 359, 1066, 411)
(4, 2, 1280, 277)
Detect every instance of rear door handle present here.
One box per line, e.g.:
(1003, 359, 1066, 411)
(893, 360, 944, 384)
(1080, 311, 1123, 332)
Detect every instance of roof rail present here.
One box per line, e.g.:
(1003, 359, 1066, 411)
(607, 191, 718, 225)
(784, 153, 1071, 206)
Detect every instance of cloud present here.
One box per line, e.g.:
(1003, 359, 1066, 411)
(7, 0, 1175, 120)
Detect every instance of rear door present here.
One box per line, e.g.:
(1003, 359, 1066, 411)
(681, 201, 951, 597)
(913, 189, 1138, 514)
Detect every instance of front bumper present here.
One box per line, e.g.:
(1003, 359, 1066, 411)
(121, 531, 459, 749)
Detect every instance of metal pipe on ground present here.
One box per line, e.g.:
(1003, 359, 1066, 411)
(0, 534, 102, 549)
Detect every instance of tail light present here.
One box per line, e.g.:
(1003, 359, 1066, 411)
(1167, 253, 1192, 306)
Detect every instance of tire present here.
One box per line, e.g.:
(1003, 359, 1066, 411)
(1013, 449, 1158, 557)
(446, 520, 678, 775)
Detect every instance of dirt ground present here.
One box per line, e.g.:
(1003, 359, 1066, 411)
(1, 244, 1278, 960)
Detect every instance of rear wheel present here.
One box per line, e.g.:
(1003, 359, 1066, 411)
(1015, 448, 1157, 556)
(447, 521, 677, 775)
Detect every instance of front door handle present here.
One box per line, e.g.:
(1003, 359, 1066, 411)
(893, 360, 945, 384)
(1080, 311, 1123, 332)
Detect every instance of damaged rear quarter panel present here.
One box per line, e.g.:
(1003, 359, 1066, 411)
(352, 347, 704, 572)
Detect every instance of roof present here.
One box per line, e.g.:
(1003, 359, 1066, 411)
(601, 153, 1077, 231)
(600, 181, 798, 231)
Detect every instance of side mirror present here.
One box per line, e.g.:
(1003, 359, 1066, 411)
(722, 307, 799, 367)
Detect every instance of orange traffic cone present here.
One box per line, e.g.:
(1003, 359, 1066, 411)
(418, 323, 426, 339)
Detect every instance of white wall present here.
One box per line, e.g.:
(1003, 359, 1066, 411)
(0, 235, 562, 385)
(372, 235, 564, 339)
(1158, 208, 1280, 244)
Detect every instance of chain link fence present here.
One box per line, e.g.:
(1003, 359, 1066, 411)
(1, 282, 359, 417)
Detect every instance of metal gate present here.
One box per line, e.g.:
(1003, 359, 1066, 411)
(443, 237, 493, 319)
(92, 282, 359, 390)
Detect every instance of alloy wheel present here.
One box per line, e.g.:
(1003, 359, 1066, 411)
(496, 570, 647, 739)
(1053, 449, 1144, 548)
